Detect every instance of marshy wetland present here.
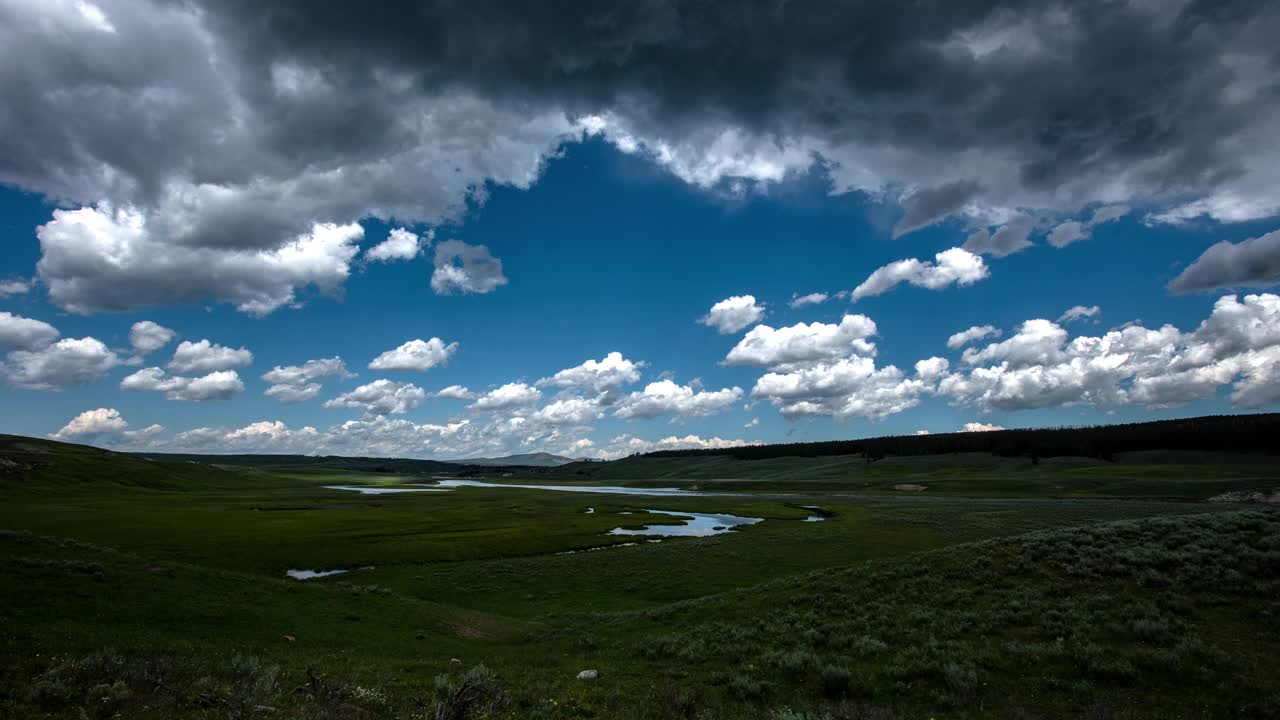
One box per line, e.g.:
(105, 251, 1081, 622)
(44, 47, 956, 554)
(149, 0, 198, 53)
(2, 430, 1279, 719)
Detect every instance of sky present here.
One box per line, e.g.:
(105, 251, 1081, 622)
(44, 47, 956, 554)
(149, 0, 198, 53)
(1, 0, 1279, 460)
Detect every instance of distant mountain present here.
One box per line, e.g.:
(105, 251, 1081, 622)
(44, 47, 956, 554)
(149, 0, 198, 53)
(455, 452, 579, 467)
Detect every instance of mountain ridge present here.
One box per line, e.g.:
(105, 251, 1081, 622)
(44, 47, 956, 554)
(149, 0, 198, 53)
(453, 452, 580, 467)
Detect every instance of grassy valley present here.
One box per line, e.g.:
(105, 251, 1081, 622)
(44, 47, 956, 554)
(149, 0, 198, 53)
(1, 421, 1278, 719)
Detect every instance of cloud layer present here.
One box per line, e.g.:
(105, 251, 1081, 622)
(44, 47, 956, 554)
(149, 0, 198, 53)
(7, 0, 1277, 315)
(941, 294, 1280, 411)
(23, 287, 1280, 460)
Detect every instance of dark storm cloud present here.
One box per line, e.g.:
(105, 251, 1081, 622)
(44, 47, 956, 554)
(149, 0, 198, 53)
(893, 181, 983, 238)
(2, 0, 1280, 314)
(204, 0, 1280, 202)
(963, 213, 1035, 257)
(1170, 230, 1280, 293)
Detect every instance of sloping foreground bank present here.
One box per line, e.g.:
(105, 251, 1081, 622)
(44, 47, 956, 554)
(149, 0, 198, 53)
(2, 510, 1278, 718)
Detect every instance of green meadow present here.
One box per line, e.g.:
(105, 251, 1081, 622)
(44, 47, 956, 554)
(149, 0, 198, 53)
(1, 434, 1278, 719)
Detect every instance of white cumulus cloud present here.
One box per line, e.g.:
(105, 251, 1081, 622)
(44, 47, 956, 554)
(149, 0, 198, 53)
(940, 294, 1280, 412)
(613, 379, 743, 419)
(538, 351, 643, 393)
(167, 339, 252, 374)
(50, 407, 128, 440)
(469, 382, 542, 411)
(533, 396, 606, 425)
(750, 356, 939, 420)
(4, 337, 119, 390)
(946, 325, 1001, 350)
(37, 208, 366, 316)
(324, 379, 427, 416)
(368, 338, 458, 372)
(261, 357, 353, 404)
(1057, 305, 1101, 324)
(264, 382, 323, 404)
(120, 367, 245, 401)
(433, 385, 475, 400)
(0, 312, 60, 351)
(0, 278, 33, 297)
(128, 321, 176, 355)
(699, 295, 766, 334)
(788, 292, 829, 308)
(598, 433, 758, 459)
(852, 248, 988, 301)
(365, 228, 429, 263)
(725, 314, 878, 369)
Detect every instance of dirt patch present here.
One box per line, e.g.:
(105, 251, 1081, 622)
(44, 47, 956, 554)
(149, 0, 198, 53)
(446, 622, 488, 640)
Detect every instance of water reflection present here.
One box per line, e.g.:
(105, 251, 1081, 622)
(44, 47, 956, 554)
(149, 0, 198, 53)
(323, 485, 449, 495)
(286, 568, 348, 580)
(608, 509, 762, 537)
(431, 479, 714, 496)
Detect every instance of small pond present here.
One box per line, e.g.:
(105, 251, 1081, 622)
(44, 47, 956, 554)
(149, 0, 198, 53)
(323, 485, 450, 494)
(431, 479, 715, 496)
(286, 568, 348, 580)
(608, 509, 763, 537)
(325, 479, 716, 497)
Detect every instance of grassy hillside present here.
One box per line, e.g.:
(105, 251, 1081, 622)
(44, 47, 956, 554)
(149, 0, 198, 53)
(585, 511, 1280, 718)
(532, 449, 1280, 499)
(641, 413, 1280, 460)
(1, 433, 1277, 718)
(0, 435, 264, 492)
(4, 511, 1277, 718)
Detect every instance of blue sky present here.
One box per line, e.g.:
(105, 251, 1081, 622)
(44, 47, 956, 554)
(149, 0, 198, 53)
(2, 0, 1280, 459)
(4, 137, 1278, 459)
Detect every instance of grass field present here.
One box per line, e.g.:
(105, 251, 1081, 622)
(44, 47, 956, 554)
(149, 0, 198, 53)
(1, 434, 1278, 718)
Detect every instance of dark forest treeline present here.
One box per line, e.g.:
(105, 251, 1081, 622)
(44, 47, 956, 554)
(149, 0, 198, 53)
(642, 414, 1280, 462)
